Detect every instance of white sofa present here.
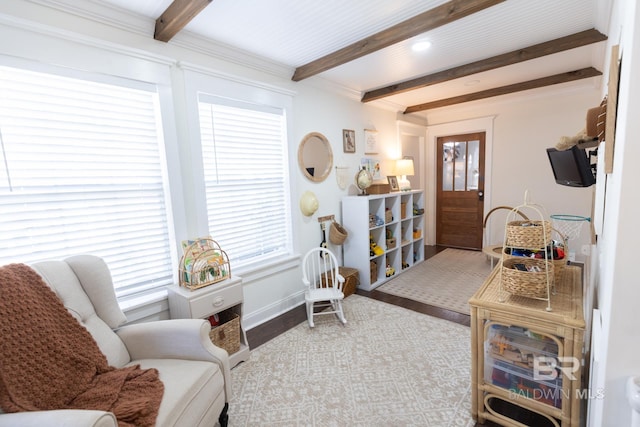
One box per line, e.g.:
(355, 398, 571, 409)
(0, 255, 231, 427)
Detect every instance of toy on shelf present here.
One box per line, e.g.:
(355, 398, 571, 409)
(385, 264, 395, 277)
(413, 204, 425, 216)
(370, 235, 384, 257)
(369, 213, 384, 227)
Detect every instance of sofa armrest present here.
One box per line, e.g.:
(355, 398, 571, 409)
(0, 410, 116, 427)
(116, 319, 231, 400)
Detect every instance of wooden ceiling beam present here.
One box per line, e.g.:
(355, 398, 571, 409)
(404, 67, 602, 114)
(154, 0, 214, 42)
(363, 29, 607, 102)
(291, 0, 505, 82)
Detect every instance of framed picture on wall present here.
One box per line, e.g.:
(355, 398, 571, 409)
(387, 175, 399, 191)
(361, 158, 381, 180)
(604, 44, 620, 174)
(343, 129, 355, 153)
(364, 129, 378, 154)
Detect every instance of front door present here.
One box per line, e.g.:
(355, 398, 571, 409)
(436, 132, 485, 249)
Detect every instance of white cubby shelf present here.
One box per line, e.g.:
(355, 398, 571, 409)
(341, 190, 425, 291)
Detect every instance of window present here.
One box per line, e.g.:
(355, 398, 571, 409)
(198, 95, 292, 270)
(0, 65, 175, 298)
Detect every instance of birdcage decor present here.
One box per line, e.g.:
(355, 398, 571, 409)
(179, 237, 231, 290)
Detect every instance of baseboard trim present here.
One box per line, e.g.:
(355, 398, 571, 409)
(243, 290, 305, 331)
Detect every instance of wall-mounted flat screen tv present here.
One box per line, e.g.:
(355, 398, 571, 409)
(546, 146, 596, 188)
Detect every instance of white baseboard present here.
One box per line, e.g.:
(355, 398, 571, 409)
(243, 290, 305, 331)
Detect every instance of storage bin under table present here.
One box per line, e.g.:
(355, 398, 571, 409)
(469, 265, 585, 427)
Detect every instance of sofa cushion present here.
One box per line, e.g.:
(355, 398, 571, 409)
(31, 261, 131, 367)
(131, 359, 225, 427)
(0, 409, 117, 427)
(66, 255, 127, 329)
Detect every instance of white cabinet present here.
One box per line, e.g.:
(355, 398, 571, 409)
(167, 276, 250, 368)
(341, 190, 425, 291)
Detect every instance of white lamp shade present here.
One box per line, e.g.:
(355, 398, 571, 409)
(395, 159, 414, 176)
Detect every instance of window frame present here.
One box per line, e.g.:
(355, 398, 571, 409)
(0, 55, 183, 302)
(180, 65, 298, 279)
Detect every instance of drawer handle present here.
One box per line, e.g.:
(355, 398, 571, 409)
(212, 296, 224, 307)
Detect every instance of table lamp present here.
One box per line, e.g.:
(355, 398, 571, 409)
(395, 158, 414, 191)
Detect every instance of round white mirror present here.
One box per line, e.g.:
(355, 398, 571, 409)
(298, 132, 333, 183)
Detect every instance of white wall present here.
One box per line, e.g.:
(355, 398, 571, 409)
(590, 0, 640, 425)
(423, 86, 600, 261)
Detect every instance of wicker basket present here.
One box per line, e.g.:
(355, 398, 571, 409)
(370, 261, 378, 283)
(501, 257, 554, 298)
(209, 310, 240, 355)
(385, 209, 393, 223)
(329, 221, 348, 245)
(502, 227, 567, 284)
(503, 252, 566, 286)
(320, 266, 359, 297)
(506, 220, 552, 248)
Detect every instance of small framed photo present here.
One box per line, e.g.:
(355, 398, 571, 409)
(387, 175, 399, 191)
(343, 129, 355, 153)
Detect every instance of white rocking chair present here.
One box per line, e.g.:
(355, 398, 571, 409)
(302, 247, 347, 328)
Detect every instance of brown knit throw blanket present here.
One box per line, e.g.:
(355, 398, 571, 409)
(0, 263, 164, 427)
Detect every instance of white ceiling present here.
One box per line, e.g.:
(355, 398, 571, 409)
(89, 0, 611, 115)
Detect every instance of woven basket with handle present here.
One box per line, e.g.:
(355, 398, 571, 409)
(209, 311, 240, 355)
(329, 221, 348, 245)
(501, 257, 554, 299)
(506, 220, 552, 248)
(502, 227, 567, 284)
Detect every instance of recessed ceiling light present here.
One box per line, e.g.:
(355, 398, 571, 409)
(411, 40, 432, 52)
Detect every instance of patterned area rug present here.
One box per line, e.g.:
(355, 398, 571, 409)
(228, 295, 473, 426)
(377, 248, 492, 315)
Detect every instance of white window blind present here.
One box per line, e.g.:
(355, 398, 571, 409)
(198, 95, 291, 269)
(0, 65, 174, 297)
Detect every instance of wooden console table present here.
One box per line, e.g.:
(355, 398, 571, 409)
(469, 265, 585, 426)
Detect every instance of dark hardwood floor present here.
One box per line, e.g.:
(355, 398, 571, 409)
(245, 245, 501, 427)
(246, 245, 469, 348)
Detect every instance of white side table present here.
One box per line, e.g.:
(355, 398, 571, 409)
(167, 276, 250, 368)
